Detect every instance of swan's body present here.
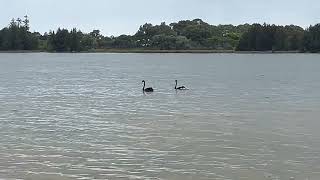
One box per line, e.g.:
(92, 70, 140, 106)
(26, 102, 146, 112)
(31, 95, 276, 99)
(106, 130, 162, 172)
(175, 80, 188, 90)
(142, 80, 154, 92)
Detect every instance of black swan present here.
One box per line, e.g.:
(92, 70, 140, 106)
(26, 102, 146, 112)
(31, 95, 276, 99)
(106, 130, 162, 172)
(175, 80, 188, 90)
(142, 80, 154, 92)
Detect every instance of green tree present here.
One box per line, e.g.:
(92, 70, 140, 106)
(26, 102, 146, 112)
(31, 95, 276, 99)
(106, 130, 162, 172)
(69, 28, 82, 52)
(49, 28, 70, 51)
(304, 24, 320, 52)
(112, 35, 136, 48)
(0, 17, 38, 50)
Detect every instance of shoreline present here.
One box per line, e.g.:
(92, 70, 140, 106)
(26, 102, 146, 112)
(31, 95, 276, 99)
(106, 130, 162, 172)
(0, 49, 316, 54)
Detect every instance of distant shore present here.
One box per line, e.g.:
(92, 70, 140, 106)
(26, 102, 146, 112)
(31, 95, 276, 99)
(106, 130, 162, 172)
(0, 49, 314, 54)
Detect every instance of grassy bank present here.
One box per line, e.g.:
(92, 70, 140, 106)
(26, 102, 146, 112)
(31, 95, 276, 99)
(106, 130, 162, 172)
(92, 49, 236, 53)
(0, 49, 310, 54)
(0, 50, 46, 53)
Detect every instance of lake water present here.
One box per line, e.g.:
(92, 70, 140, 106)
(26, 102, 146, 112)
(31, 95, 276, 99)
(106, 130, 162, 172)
(0, 53, 320, 180)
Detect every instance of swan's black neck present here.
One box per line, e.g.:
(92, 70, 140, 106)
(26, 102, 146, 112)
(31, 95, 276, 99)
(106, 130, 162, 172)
(175, 81, 177, 89)
(143, 81, 146, 91)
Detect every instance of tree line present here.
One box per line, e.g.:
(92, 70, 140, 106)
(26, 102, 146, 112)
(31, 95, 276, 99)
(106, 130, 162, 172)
(0, 16, 320, 52)
(237, 23, 320, 52)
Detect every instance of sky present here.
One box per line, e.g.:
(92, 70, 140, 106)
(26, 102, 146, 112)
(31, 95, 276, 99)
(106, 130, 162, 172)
(0, 0, 319, 36)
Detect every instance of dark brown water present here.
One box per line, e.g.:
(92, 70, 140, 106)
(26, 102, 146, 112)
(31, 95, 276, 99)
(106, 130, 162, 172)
(0, 53, 320, 180)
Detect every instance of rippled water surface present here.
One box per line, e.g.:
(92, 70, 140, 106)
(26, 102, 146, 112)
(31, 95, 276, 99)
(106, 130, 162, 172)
(1, 53, 320, 180)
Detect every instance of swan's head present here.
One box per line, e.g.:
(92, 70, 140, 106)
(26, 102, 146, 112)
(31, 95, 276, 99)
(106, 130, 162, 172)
(175, 80, 177, 82)
(142, 80, 145, 83)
